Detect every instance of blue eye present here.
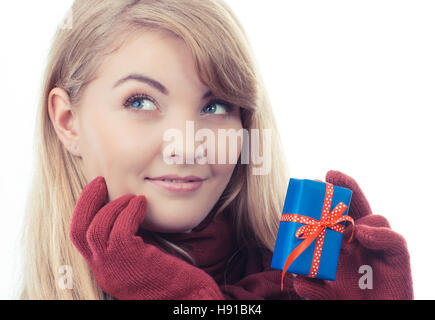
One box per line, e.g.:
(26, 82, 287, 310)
(200, 99, 234, 115)
(123, 93, 158, 111)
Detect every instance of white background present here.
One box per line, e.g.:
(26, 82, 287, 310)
(0, 0, 433, 299)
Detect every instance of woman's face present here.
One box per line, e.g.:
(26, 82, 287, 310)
(51, 30, 243, 233)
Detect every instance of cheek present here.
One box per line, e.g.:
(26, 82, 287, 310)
(80, 118, 126, 175)
(79, 112, 160, 194)
(215, 125, 244, 164)
(210, 127, 243, 186)
(212, 120, 243, 190)
(212, 163, 237, 184)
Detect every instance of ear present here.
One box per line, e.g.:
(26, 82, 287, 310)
(47, 87, 82, 158)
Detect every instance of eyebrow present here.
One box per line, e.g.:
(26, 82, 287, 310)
(113, 73, 213, 100)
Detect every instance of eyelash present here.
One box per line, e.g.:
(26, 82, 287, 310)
(123, 92, 235, 115)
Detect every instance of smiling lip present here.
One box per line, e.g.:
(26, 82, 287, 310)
(146, 174, 204, 182)
(145, 175, 205, 193)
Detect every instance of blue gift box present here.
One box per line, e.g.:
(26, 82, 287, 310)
(270, 178, 353, 281)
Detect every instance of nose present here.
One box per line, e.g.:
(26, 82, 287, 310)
(166, 142, 207, 164)
(162, 118, 208, 165)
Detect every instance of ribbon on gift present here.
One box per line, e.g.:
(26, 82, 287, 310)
(280, 182, 355, 292)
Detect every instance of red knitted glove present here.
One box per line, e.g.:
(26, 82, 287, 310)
(69, 176, 226, 300)
(292, 170, 413, 299)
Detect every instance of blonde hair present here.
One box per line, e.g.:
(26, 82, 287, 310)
(19, 0, 289, 299)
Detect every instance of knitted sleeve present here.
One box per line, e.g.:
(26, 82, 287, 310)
(214, 215, 413, 300)
(217, 247, 302, 300)
(292, 214, 414, 299)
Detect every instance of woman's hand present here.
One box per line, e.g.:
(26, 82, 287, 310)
(292, 170, 413, 299)
(69, 176, 225, 300)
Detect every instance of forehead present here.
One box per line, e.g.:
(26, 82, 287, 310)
(94, 29, 205, 91)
